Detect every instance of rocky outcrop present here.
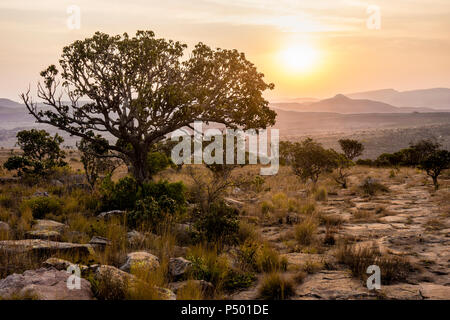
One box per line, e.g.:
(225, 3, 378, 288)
(97, 210, 126, 219)
(168, 257, 192, 279)
(0, 268, 94, 300)
(89, 236, 111, 249)
(32, 219, 67, 233)
(120, 251, 160, 273)
(0, 221, 10, 233)
(296, 271, 375, 300)
(0, 239, 93, 258)
(26, 230, 61, 241)
(95, 265, 175, 300)
(419, 283, 450, 300)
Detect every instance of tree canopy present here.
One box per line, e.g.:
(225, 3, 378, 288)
(22, 31, 276, 183)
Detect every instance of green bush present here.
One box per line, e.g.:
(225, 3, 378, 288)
(359, 177, 389, 196)
(222, 269, 256, 292)
(100, 176, 186, 213)
(194, 201, 239, 245)
(23, 196, 63, 219)
(127, 195, 177, 231)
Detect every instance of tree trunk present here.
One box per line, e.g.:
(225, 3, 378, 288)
(432, 176, 439, 190)
(129, 146, 150, 184)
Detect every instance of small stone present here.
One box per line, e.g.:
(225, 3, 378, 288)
(120, 251, 160, 273)
(97, 210, 126, 219)
(169, 257, 192, 279)
(89, 236, 112, 248)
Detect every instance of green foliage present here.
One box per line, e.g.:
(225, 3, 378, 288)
(4, 129, 66, 177)
(146, 151, 173, 177)
(23, 196, 63, 219)
(23, 30, 276, 184)
(193, 201, 240, 245)
(338, 139, 364, 160)
(419, 149, 450, 190)
(222, 269, 256, 292)
(77, 136, 119, 190)
(127, 195, 177, 230)
(281, 138, 337, 184)
(100, 176, 186, 213)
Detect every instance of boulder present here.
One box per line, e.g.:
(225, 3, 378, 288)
(96, 265, 175, 300)
(419, 283, 450, 300)
(120, 251, 160, 273)
(224, 197, 245, 208)
(32, 191, 49, 197)
(169, 280, 214, 298)
(0, 239, 94, 258)
(296, 271, 375, 300)
(0, 221, 10, 232)
(0, 268, 94, 300)
(89, 236, 112, 249)
(43, 258, 84, 271)
(127, 230, 146, 246)
(169, 257, 192, 279)
(97, 210, 126, 219)
(0, 177, 20, 184)
(26, 230, 61, 241)
(32, 219, 67, 233)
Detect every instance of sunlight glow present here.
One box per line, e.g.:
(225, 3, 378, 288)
(279, 44, 320, 73)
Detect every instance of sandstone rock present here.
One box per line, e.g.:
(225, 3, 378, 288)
(95, 265, 175, 300)
(89, 236, 111, 248)
(0, 177, 20, 184)
(169, 257, 192, 279)
(296, 271, 375, 300)
(120, 251, 160, 273)
(97, 210, 126, 219)
(224, 197, 245, 208)
(127, 230, 146, 246)
(32, 191, 49, 197)
(419, 283, 450, 300)
(51, 179, 64, 187)
(0, 268, 94, 300)
(0, 221, 10, 232)
(169, 280, 214, 298)
(381, 284, 422, 300)
(26, 230, 61, 241)
(43, 258, 79, 271)
(32, 219, 67, 233)
(0, 239, 93, 258)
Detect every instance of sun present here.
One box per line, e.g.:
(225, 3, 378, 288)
(279, 44, 320, 73)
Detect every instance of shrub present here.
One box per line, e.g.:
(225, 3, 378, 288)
(255, 244, 288, 273)
(314, 187, 327, 201)
(100, 176, 186, 214)
(359, 177, 389, 196)
(258, 273, 295, 300)
(23, 196, 63, 219)
(336, 244, 413, 284)
(271, 192, 288, 209)
(127, 195, 177, 231)
(3, 129, 66, 177)
(294, 219, 317, 246)
(187, 246, 230, 289)
(338, 139, 364, 161)
(261, 201, 274, 215)
(222, 269, 256, 292)
(300, 202, 316, 215)
(194, 201, 239, 245)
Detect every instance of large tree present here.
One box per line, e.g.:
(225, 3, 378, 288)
(22, 31, 276, 183)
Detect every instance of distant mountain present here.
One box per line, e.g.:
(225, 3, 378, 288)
(0, 98, 24, 109)
(347, 88, 450, 110)
(271, 94, 437, 114)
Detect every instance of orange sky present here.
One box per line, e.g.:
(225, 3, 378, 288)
(0, 0, 449, 102)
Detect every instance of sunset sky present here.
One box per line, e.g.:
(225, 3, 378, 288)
(0, 0, 449, 102)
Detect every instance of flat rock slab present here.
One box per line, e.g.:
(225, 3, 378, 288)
(419, 283, 450, 300)
(381, 284, 422, 300)
(32, 220, 67, 232)
(296, 271, 375, 300)
(0, 268, 94, 300)
(0, 239, 93, 257)
(26, 230, 61, 241)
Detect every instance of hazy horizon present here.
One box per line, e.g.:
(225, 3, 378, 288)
(1, 0, 450, 102)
